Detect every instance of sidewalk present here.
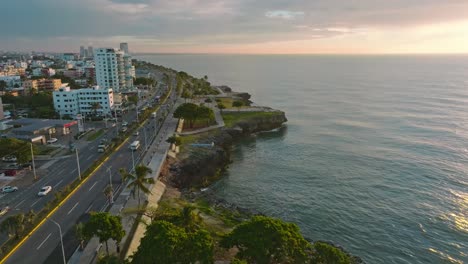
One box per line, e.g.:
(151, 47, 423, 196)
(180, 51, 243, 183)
(71, 102, 180, 264)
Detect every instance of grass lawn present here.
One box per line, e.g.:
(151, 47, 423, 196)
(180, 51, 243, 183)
(222, 111, 279, 127)
(36, 145, 58, 155)
(216, 97, 234, 109)
(86, 129, 105, 141)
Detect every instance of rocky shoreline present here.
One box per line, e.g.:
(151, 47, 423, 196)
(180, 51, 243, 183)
(159, 88, 364, 263)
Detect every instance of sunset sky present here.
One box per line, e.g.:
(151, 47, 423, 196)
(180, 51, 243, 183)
(2, 0, 468, 54)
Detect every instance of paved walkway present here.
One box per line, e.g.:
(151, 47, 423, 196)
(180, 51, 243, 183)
(70, 100, 181, 264)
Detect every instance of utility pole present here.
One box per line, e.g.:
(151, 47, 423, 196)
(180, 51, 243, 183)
(50, 219, 66, 264)
(30, 143, 37, 180)
(75, 148, 81, 180)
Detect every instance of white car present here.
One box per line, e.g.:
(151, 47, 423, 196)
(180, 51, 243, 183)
(2, 156, 17, 162)
(47, 138, 58, 144)
(133, 131, 139, 136)
(122, 121, 128, 126)
(38, 186, 52, 196)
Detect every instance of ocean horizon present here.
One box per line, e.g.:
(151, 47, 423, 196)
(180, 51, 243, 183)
(136, 54, 468, 264)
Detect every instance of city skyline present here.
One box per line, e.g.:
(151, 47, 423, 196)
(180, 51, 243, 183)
(2, 0, 468, 54)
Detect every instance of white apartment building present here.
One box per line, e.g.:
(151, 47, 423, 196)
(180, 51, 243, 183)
(53, 86, 114, 117)
(0, 76, 21, 87)
(94, 48, 134, 92)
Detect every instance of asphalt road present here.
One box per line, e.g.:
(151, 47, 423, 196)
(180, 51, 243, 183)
(3, 84, 178, 264)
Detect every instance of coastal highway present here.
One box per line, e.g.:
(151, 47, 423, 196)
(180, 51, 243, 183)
(3, 86, 178, 264)
(0, 82, 166, 221)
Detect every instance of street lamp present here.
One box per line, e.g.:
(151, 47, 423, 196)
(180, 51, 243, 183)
(107, 166, 114, 204)
(50, 219, 66, 264)
(75, 148, 82, 180)
(30, 143, 37, 180)
(131, 149, 135, 173)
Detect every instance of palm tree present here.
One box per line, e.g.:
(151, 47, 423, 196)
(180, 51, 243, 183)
(0, 214, 25, 238)
(128, 165, 155, 207)
(74, 222, 86, 250)
(118, 168, 132, 183)
(179, 206, 201, 231)
(25, 210, 36, 225)
(103, 185, 114, 204)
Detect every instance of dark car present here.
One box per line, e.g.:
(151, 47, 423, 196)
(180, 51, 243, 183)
(4, 170, 17, 176)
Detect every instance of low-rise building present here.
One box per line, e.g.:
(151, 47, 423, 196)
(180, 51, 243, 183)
(53, 86, 114, 117)
(23, 78, 62, 93)
(63, 68, 84, 79)
(32, 67, 56, 77)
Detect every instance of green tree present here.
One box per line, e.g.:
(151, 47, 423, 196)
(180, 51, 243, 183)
(97, 254, 125, 264)
(0, 214, 25, 238)
(232, 101, 243, 111)
(126, 165, 155, 207)
(217, 103, 226, 113)
(130, 220, 213, 264)
(0, 80, 6, 91)
(173, 103, 198, 128)
(312, 242, 351, 264)
(118, 168, 132, 183)
(197, 105, 215, 126)
(75, 222, 86, 250)
(0, 138, 37, 164)
(166, 135, 182, 146)
(221, 216, 311, 264)
(83, 212, 125, 255)
(127, 95, 138, 105)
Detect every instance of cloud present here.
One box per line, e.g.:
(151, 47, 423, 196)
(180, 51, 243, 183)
(265, 10, 304, 20)
(1, 0, 468, 53)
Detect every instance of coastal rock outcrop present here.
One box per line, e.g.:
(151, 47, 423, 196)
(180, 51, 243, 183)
(167, 110, 287, 189)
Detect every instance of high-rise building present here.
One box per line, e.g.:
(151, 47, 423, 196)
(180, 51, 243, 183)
(119, 43, 129, 54)
(94, 48, 134, 92)
(87, 46, 93, 57)
(79, 46, 86, 58)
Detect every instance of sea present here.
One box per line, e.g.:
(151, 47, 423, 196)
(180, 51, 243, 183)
(135, 54, 468, 264)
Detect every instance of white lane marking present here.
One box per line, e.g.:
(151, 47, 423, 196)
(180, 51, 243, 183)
(89, 181, 98, 192)
(85, 204, 93, 213)
(53, 180, 64, 188)
(56, 168, 65, 175)
(36, 233, 52, 250)
(15, 199, 27, 208)
(67, 202, 79, 215)
(86, 155, 93, 161)
(71, 168, 77, 174)
(31, 199, 41, 207)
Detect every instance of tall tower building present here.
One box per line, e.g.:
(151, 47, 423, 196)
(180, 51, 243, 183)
(94, 48, 133, 91)
(119, 43, 129, 54)
(87, 46, 94, 57)
(79, 46, 86, 58)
